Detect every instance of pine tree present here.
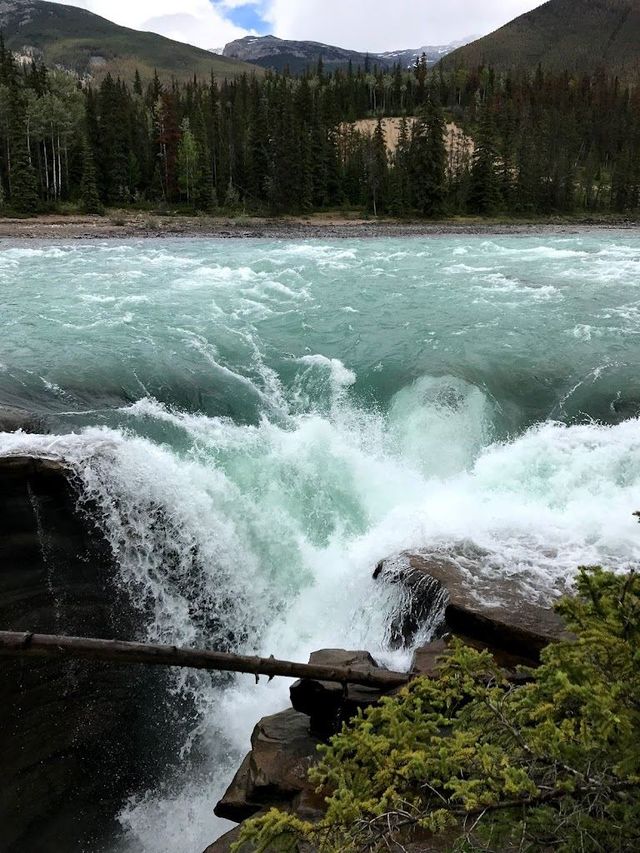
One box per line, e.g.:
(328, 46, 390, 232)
(388, 116, 411, 216)
(79, 141, 103, 213)
(8, 94, 38, 214)
(411, 97, 447, 217)
(366, 117, 388, 216)
(192, 108, 215, 211)
(10, 138, 39, 214)
(468, 99, 502, 215)
(133, 69, 143, 97)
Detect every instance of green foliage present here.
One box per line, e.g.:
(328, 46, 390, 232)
(79, 142, 103, 214)
(0, 29, 639, 218)
(10, 135, 39, 215)
(365, 117, 389, 215)
(236, 568, 640, 852)
(468, 100, 502, 215)
(411, 97, 447, 216)
(177, 118, 198, 204)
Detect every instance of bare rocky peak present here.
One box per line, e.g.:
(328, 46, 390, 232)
(224, 34, 363, 63)
(223, 33, 479, 72)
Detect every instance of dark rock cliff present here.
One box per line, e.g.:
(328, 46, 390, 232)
(0, 455, 173, 852)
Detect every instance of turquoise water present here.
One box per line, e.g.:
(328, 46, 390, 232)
(1, 234, 640, 851)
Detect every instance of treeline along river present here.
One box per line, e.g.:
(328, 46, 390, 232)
(1, 232, 640, 851)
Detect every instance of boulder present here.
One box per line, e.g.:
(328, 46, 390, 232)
(373, 558, 449, 649)
(290, 649, 386, 735)
(375, 554, 568, 663)
(411, 639, 450, 678)
(0, 455, 177, 853)
(0, 405, 47, 434)
(215, 709, 321, 823)
(204, 821, 258, 853)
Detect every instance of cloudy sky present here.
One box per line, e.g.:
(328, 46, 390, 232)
(51, 1, 547, 52)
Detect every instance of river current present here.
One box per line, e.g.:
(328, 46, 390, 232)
(1, 233, 640, 851)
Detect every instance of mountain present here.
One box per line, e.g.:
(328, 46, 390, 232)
(442, 0, 640, 75)
(222, 34, 472, 74)
(223, 35, 385, 73)
(0, 0, 260, 80)
(378, 37, 479, 69)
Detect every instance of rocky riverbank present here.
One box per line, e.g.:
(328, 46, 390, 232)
(0, 213, 638, 240)
(207, 554, 567, 852)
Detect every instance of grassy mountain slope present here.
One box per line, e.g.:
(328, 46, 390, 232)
(0, 0, 260, 80)
(443, 0, 640, 75)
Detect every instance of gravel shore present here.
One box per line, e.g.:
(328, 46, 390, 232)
(0, 213, 638, 240)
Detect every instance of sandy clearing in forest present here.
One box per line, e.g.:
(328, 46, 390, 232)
(349, 117, 474, 158)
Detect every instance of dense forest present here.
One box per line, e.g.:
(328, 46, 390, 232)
(0, 38, 639, 218)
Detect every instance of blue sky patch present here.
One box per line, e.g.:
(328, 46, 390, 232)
(223, 3, 270, 33)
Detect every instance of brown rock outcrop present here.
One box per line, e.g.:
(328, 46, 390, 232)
(290, 649, 386, 735)
(215, 709, 322, 823)
(375, 553, 568, 662)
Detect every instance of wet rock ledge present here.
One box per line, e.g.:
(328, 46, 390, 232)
(208, 554, 567, 852)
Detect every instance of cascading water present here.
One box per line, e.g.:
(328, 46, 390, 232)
(1, 234, 640, 852)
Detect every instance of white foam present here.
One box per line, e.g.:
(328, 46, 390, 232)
(298, 354, 357, 388)
(2, 233, 640, 853)
(3, 377, 640, 852)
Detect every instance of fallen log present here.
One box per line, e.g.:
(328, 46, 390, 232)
(0, 631, 410, 689)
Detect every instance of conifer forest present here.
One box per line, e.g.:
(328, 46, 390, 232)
(1, 41, 639, 218)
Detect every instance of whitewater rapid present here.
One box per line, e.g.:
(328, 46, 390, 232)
(1, 234, 640, 851)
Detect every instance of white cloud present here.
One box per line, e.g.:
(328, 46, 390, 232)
(48, 1, 255, 49)
(264, 0, 547, 51)
(48, 0, 548, 52)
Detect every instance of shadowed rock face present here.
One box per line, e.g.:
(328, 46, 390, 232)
(0, 456, 175, 853)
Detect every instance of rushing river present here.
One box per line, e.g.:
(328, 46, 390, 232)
(1, 233, 640, 852)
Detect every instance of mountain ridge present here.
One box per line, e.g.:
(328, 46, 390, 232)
(442, 0, 640, 75)
(0, 0, 260, 81)
(222, 34, 475, 74)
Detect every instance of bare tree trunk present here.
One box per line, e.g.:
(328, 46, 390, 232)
(0, 631, 410, 689)
(43, 138, 50, 197)
(57, 134, 62, 198)
(6, 139, 11, 195)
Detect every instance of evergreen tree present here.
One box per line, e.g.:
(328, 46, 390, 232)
(79, 141, 103, 213)
(366, 117, 388, 215)
(238, 567, 640, 853)
(468, 99, 502, 214)
(0, 51, 636, 220)
(10, 138, 39, 213)
(388, 116, 411, 216)
(133, 69, 143, 97)
(8, 94, 38, 214)
(411, 97, 447, 216)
